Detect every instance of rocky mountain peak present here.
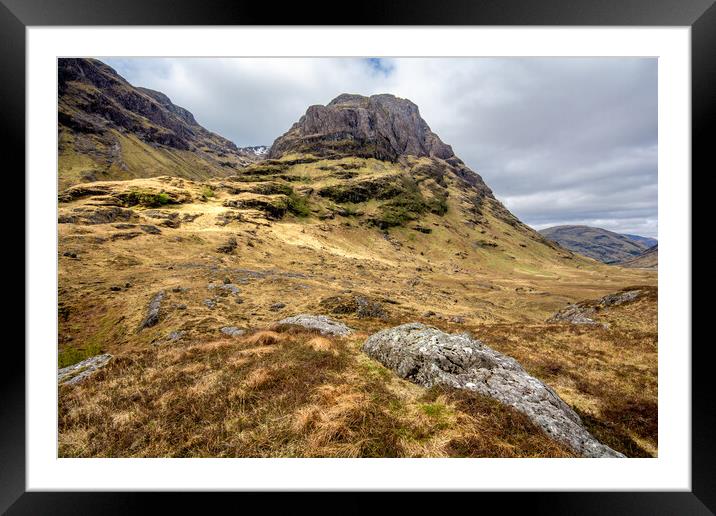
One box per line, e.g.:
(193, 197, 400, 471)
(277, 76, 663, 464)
(268, 93, 455, 161)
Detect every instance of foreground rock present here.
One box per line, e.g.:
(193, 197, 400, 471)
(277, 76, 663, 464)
(547, 289, 643, 325)
(58, 354, 112, 385)
(362, 323, 623, 458)
(167, 330, 185, 342)
(278, 314, 353, 337)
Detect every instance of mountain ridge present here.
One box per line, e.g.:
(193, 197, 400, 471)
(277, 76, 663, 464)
(58, 58, 261, 190)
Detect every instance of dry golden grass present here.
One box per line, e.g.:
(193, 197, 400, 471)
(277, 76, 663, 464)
(59, 326, 575, 458)
(57, 171, 657, 458)
(466, 287, 658, 457)
(243, 330, 285, 347)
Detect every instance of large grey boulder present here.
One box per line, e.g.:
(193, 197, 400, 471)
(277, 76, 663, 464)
(278, 314, 353, 337)
(362, 323, 623, 458)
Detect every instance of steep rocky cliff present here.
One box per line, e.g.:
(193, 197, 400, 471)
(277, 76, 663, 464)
(269, 93, 455, 161)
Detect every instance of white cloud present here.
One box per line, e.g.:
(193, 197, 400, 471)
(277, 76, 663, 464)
(100, 57, 658, 238)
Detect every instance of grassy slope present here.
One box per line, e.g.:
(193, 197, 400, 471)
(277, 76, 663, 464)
(59, 325, 573, 458)
(59, 128, 242, 191)
(57, 156, 657, 457)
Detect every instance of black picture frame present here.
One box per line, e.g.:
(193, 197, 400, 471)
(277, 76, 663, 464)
(3, 0, 709, 513)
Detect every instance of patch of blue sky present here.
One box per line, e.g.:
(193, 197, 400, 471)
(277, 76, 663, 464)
(364, 58, 395, 76)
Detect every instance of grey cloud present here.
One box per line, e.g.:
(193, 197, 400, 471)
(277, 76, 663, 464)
(101, 57, 657, 238)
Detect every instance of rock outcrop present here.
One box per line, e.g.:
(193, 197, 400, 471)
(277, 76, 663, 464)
(58, 354, 112, 385)
(216, 237, 238, 254)
(546, 305, 603, 326)
(362, 323, 623, 458)
(139, 291, 165, 330)
(278, 314, 353, 337)
(58, 206, 136, 225)
(268, 93, 455, 161)
(547, 289, 643, 325)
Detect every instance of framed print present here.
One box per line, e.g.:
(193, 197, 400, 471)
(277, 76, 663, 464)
(4, 0, 711, 512)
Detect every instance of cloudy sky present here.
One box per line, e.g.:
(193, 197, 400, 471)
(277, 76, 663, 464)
(102, 57, 657, 238)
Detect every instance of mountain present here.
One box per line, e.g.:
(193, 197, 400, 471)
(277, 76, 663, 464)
(59, 91, 578, 269)
(539, 225, 653, 263)
(616, 244, 658, 269)
(265, 93, 545, 241)
(58, 58, 260, 190)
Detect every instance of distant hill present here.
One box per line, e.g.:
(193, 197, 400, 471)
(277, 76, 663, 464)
(616, 244, 658, 269)
(539, 225, 655, 263)
(622, 234, 658, 248)
(58, 58, 261, 190)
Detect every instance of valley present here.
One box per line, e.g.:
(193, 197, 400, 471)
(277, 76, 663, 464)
(57, 59, 658, 458)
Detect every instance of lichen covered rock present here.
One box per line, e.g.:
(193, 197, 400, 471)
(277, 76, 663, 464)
(362, 323, 623, 458)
